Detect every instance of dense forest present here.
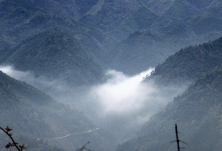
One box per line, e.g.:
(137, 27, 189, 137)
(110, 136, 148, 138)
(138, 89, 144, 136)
(1, 0, 222, 151)
(117, 65, 222, 151)
(117, 35, 222, 151)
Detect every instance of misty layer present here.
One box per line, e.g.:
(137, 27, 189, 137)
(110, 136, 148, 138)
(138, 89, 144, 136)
(0, 65, 189, 143)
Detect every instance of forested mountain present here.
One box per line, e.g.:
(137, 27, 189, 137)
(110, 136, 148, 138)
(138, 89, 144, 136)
(0, 0, 117, 86)
(202, 0, 222, 18)
(106, 31, 174, 74)
(108, 6, 158, 40)
(80, 0, 141, 35)
(116, 36, 222, 151)
(78, 0, 217, 40)
(0, 1, 119, 150)
(0, 71, 116, 151)
(0, 0, 117, 54)
(78, 0, 219, 40)
(140, 0, 214, 16)
(152, 0, 222, 42)
(106, 26, 222, 75)
(2, 0, 222, 76)
(1, 30, 103, 86)
(146, 37, 222, 84)
(29, 0, 98, 20)
(105, 0, 222, 74)
(26, 0, 216, 37)
(116, 65, 222, 151)
(1, 0, 222, 151)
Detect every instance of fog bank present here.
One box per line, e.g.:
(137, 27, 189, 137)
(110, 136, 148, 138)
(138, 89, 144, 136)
(0, 65, 189, 142)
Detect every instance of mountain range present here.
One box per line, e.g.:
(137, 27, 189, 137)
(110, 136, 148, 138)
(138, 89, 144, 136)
(0, 0, 117, 86)
(148, 37, 222, 84)
(1, 0, 222, 151)
(1, 0, 222, 78)
(116, 35, 222, 151)
(106, 0, 222, 74)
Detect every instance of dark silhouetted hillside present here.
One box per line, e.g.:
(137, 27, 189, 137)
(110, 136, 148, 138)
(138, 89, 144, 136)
(2, 31, 103, 86)
(0, 71, 116, 151)
(147, 36, 222, 84)
(116, 65, 222, 151)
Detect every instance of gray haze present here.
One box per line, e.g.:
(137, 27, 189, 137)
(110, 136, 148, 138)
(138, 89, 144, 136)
(0, 65, 189, 143)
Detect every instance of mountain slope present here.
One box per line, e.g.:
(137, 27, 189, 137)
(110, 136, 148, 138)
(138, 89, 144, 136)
(106, 31, 175, 74)
(141, 0, 214, 16)
(154, 0, 222, 40)
(164, 0, 199, 19)
(80, 0, 140, 33)
(0, 0, 117, 59)
(116, 65, 222, 151)
(0, 71, 116, 151)
(30, 0, 99, 20)
(105, 0, 222, 75)
(2, 30, 103, 86)
(147, 36, 222, 84)
(116, 34, 222, 151)
(109, 6, 158, 40)
(202, 0, 222, 18)
(106, 27, 207, 75)
(0, 0, 118, 86)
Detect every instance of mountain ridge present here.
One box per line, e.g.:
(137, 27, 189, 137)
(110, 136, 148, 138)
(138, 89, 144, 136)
(0, 70, 117, 151)
(146, 36, 222, 85)
(117, 59, 222, 150)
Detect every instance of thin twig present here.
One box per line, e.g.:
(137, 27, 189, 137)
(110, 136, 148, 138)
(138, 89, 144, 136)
(0, 127, 22, 151)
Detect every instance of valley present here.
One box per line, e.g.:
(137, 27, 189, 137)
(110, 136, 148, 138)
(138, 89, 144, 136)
(1, 0, 222, 151)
